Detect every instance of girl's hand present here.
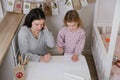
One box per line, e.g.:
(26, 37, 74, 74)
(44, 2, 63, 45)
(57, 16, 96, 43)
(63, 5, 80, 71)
(58, 47, 63, 54)
(43, 53, 51, 63)
(71, 54, 79, 62)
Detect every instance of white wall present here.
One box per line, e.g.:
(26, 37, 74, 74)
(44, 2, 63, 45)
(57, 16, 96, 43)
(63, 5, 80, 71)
(1, 0, 7, 15)
(97, 0, 116, 26)
(0, 1, 3, 21)
(0, 0, 7, 22)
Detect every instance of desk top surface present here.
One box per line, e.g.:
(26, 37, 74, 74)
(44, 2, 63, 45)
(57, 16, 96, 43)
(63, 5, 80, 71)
(26, 55, 91, 80)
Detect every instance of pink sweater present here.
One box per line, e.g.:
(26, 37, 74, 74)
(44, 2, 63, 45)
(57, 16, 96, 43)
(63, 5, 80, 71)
(57, 27, 85, 55)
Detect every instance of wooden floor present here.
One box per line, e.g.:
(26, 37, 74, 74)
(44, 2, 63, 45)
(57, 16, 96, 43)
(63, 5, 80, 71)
(83, 51, 98, 80)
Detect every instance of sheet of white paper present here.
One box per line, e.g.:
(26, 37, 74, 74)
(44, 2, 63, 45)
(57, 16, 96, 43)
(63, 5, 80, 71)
(23, 2, 30, 14)
(65, 0, 74, 11)
(51, 2, 59, 15)
(7, 0, 15, 12)
(64, 72, 85, 80)
(64, 53, 73, 62)
(26, 62, 64, 80)
(80, 0, 88, 7)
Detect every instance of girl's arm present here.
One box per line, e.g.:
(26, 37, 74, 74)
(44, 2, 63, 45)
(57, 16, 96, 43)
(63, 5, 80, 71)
(18, 28, 40, 62)
(74, 31, 86, 55)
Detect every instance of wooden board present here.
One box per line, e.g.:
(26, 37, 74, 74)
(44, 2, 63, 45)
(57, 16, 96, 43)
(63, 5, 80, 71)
(0, 12, 24, 64)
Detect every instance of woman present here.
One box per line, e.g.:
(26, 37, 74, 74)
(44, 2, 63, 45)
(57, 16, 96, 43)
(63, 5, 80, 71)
(18, 8, 54, 62)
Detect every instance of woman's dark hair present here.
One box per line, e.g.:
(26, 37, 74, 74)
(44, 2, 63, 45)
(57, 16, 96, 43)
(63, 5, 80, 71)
(23, 8, 45, 28)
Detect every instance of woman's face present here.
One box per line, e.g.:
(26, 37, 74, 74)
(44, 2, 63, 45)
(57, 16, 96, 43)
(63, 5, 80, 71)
(66, 21, 78, 31)
(31, 19, 45, 33)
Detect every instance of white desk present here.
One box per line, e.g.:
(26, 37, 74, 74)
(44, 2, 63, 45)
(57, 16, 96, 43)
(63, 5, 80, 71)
(25, 55, 91, 80)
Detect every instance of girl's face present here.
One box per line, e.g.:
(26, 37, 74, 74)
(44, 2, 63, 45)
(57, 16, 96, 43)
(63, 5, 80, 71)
(31, 19, 45, 33)
(66, 21, 78, 31)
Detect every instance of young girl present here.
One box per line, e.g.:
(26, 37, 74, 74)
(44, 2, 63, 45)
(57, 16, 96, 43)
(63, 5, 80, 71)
(57, 10, 86, 62)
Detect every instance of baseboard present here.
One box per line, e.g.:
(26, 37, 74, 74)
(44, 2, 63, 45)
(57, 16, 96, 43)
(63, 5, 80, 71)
(82, 49, 92, 55)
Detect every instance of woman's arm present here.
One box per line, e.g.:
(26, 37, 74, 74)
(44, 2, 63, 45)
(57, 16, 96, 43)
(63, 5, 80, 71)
(18, 27, 40, 62)
(43, 27, 54, 48)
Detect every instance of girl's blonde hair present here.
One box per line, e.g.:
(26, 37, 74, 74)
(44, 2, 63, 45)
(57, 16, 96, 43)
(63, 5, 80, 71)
(64, 10, 83, 27)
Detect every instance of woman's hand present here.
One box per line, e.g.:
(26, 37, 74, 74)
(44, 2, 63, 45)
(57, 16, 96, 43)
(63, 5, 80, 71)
(39, 53, 51, 62)
(71, 54, 79, 62)
(43, 53, 51, 62)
